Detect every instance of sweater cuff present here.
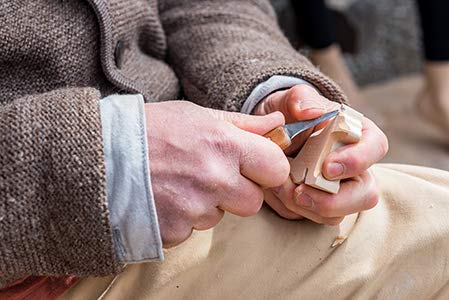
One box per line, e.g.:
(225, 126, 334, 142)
(241, 75, 318, 114)
(100, 94, 164, 263)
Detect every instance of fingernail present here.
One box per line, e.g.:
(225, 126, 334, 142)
(295, 191, 314, 208)
(298, 100, 325, 110)
(327, 162, 344, 179)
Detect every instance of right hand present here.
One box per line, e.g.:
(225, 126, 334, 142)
(145, 101, 290, 248)
(254, 85, 386, 224)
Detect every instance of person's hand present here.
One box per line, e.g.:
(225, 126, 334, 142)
(146, 101, 290, 247)
(254, 84, 389, 225)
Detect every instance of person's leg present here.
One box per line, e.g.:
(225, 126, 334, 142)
(63, 164, 449, 299)
(291, 0, 362, 108)
(416, 0, 449, 131)
(416, 0, 449, 62)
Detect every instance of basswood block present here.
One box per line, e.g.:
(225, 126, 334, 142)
(290, 105, 363, 194)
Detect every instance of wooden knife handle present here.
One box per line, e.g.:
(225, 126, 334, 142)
(264, 127, 291, 151)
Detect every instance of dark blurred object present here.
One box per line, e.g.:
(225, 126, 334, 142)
(274, 0, 358, 54)
(332, 9, 358, 54)
(416, 0, 449, 61)
(292, 0, 337, 50)
(274, 0, 443, 85)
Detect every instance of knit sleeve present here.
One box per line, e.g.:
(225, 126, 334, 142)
(0, 88, 120, 287)
(158, 0, 347, 112)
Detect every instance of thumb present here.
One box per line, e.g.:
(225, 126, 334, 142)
(255, 85, 339, 123)
(212, 110, 285, 135)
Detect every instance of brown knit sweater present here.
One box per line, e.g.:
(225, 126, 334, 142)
(0, 0, 346, 286)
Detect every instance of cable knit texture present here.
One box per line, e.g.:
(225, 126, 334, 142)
(0, 0, 346, 286)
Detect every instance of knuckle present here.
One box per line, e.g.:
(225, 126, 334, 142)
(316, 196, 337, 218)
(160, 219, 193, 248)
(365, 185, 380, 210)
(271, 156, 290, 186)
(265, 94, 278, 113)
(344, 155, 365, 174)
(289, 84, 316, 99)
(195, 209, 224, 231)
(208, 124, 238, 154)
(255, 146, 290, 188)
(359, 170, 379, 211)
(231, 185, 264, 217)
(278, 191, 299, 213)
(244, 188, 265, 215)
(200, 162, 236, 195)
(216, 174, 238, 194)
(216, 174, 234, 192)
(378, 132, 389, 158)
(367, 118, 389, 159)
(211, 211, 225, 227)
(282, 198, 298, 213)
(266, 146, 291, 181)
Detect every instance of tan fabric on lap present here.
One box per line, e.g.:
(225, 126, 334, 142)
(62, 164, 449, 300)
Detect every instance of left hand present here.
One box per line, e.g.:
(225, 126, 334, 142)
(254, 84, 389, 225)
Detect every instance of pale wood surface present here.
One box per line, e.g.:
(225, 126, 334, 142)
(290, 105, 363, 193)
(360, 75, 449, 171)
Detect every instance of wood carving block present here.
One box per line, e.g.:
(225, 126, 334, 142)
(289, 105, 363, 194)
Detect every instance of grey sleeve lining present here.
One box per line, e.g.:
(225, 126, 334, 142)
(100, 94, 164, 263)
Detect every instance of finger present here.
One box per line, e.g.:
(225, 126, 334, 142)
(269, 175, 297, 211)
(265, 178, 346, 225)
(213, 109, 285, 135)
(193, 207, 225, 231)
(264, 189, 303, 220)
(238, 129, 290, 188)
(255, 85, 340, 123)
(287, 89, 340, 123)
(268, 176, 342, 225)
(218, 176, 265, 217)
(285, 207, 345, 226)
(160, 219, 194, 249)
(294, 170, 379, 218)
(322, 118, 389, 180)
(264, 177, 302, 219)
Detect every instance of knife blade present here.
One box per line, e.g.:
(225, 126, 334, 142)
(264, 109, 340, 150)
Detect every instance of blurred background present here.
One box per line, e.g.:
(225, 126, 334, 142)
(271, 0, 449, 171)
(272, 0, 422, 84)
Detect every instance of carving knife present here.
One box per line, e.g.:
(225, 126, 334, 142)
(264, 109, 339, 151)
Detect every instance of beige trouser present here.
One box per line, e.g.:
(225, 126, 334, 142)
(62, 164, 449, 299)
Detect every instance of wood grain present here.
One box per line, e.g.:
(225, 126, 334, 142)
(289, 105, 363, 194)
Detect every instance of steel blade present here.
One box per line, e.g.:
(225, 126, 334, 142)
(284, 109, 339, 141)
